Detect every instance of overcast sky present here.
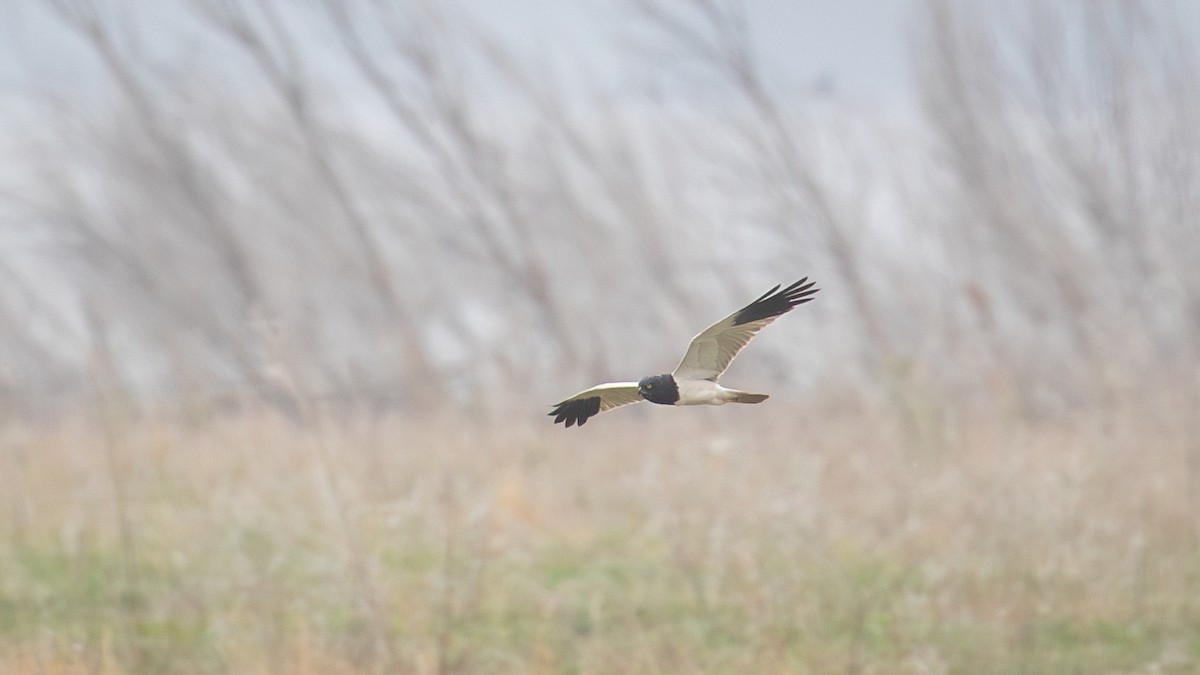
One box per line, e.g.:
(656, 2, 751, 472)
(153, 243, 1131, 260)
(0, 1, 915, 104)
(8, 1, 1200, 110)
(469, 0, 916, 99)
(5, 0, 1200, 123)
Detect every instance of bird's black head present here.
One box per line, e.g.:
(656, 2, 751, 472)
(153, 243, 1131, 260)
(638, 373, 679, 405)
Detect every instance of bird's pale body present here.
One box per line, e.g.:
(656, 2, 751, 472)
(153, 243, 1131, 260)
(676, 379, 739, 405)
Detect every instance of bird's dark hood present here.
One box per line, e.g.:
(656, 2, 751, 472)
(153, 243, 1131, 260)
(638, 373, 680, 405)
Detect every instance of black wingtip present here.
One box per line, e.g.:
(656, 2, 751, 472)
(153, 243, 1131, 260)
(549, 396, 602, 428)
(732, 278, 819, 326)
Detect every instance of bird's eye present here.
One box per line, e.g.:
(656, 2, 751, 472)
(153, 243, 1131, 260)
(645, 383, 653, 389)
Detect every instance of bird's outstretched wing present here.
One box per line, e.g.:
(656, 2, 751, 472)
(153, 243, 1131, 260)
(549, 382, 642, 427)
(672, 278, 819, 382)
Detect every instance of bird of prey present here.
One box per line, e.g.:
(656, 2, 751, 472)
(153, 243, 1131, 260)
(549, 278, 819, 427)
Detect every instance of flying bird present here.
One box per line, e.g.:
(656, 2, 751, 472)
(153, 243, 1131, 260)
(549, 278, 819, 427)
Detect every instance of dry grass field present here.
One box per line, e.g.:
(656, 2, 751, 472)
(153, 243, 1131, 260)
(2, 386, 1198, 674)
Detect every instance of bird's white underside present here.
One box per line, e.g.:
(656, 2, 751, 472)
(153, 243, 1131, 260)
(675, 379, 742, 405)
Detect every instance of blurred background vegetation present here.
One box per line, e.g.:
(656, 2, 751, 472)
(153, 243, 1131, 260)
(0, 0, 1198, 672)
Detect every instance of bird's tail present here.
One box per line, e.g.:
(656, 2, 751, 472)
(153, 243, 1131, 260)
(728, 391, 769, 404)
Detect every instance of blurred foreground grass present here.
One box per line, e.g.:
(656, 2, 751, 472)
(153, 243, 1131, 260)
(2, 393, 1199, 673)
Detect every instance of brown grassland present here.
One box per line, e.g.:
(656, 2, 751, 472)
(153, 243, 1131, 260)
(2, 384, 1198, 674)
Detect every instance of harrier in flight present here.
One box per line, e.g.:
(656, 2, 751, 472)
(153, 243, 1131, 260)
(550, 278, 819, 427)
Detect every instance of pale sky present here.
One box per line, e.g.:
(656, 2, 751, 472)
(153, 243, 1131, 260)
(0, 1, 915, 103)
(4, 1, 1200, 114)
(468, 0, 915, 99)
